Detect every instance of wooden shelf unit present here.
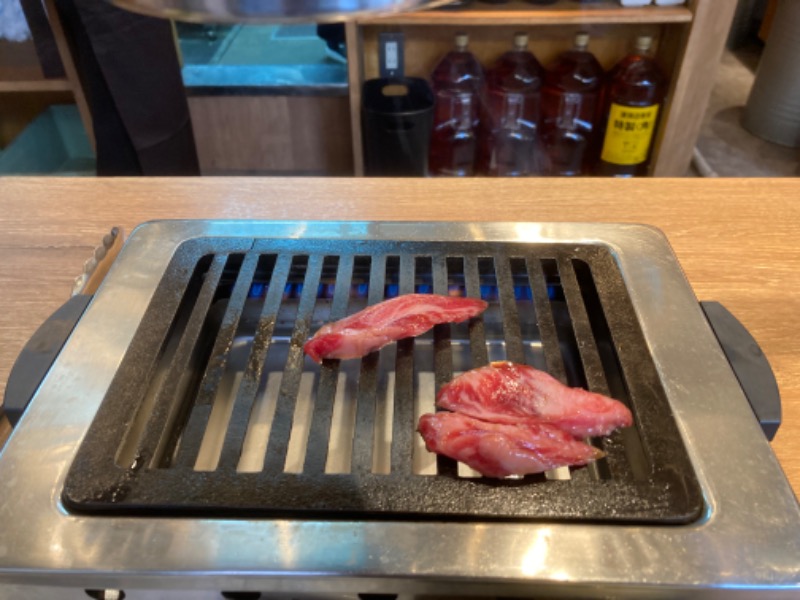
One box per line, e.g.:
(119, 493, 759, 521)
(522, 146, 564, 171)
(0, 1, 93, 149)
(0, 78, 72, 93)
(360, 1, 693, 26)
(0, 39, 68, 91)
(347, 0, 736, 176)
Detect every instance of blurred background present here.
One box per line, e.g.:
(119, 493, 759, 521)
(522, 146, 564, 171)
(0, 0, 797, 178)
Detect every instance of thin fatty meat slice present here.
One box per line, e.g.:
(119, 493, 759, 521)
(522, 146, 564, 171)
(436, 361, 633, 438)
(304, 293, 487, 363)
(417, 412, 604, 478)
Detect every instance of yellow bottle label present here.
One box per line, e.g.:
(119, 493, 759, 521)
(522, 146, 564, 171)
(600, 103, 660, 166)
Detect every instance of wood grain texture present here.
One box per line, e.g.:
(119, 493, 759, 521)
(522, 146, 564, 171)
(0, 78, 72, 93)
(346, 21, 366, 176)
(0, 40, 46, 82)
(1, 177, 799, 498)
(188, 96, 354, 175)
(651, 0, 738, 176)
(0, 39, 74, 146)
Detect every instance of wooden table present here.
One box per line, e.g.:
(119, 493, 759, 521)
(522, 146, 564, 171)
(1, 176, 798, 497)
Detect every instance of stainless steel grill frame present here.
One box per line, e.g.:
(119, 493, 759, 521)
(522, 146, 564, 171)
(61, 236, 701, 522)
(0, 221, 799, 597)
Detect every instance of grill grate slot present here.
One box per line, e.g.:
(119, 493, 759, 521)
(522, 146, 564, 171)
(304, 255, 354, 475)
(431, 255, 457, 477)
(116, 253, 225, 470)
(217, 253, 293, 472)
(263, 254, 324, 474)
(463, 255, 489, 369)
(351, 255, 386, 476)
(556, 258, 612, 481)
(498, 257, 569, 483)
(572, 258, 652, 482)
(526, 258, 567, 384)
(390, 255, 417, 476)
(237, 370, 281, 473)
(63, 238, 703, 523)
(495, 256, 526, 364)
(558, 258, 612, 398)
(173, 252, 260, 470)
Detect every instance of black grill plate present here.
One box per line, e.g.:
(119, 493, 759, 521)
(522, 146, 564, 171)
(62, 237, 704, 523)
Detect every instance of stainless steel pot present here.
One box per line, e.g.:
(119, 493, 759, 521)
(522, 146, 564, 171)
(108, 0, 453, 22)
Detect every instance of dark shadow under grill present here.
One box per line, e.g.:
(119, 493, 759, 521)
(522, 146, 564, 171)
(62, 237, 703, 523)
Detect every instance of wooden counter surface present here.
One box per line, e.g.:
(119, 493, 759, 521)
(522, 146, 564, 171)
(1, 176, 798, 498)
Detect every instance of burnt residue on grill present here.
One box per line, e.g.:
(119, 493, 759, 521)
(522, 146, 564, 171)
(61, 238, 703, 523)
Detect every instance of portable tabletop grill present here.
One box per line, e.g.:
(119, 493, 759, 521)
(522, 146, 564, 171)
(1, 221, 799, 598)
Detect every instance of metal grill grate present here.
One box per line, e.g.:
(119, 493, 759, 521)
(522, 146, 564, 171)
(62, 238, 703, 522)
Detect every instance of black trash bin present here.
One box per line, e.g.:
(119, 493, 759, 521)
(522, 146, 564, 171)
(361, 77, 434, 176)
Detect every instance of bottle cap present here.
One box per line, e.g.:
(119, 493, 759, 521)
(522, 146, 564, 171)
(635, 35, 653, 52)
(574, 31, 590, 49)
(513, 32, 529, 50)
(454, 33, 469, 50)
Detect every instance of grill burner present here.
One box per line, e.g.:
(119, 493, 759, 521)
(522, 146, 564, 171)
(63, 238, 702, 522)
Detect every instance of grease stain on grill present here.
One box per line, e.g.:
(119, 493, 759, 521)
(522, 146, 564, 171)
(93, 483, 132, 504)
(129, 452, 144, 472)
(61, 238, 703, 523)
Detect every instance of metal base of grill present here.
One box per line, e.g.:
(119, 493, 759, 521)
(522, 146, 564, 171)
(3, 221, 798, 596)
(63, 236, 702, 523)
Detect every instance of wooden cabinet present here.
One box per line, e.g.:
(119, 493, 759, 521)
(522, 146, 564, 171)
(0, 0, 93, 149)
(346, 0, 737, 176)
(188, 94, 354, 175)
(0, 39, 71, 94)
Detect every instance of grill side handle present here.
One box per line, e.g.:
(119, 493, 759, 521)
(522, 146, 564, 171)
(4, 227, 122, 427)
(701, 301, 781, 440)
(3, 295, 91, 427)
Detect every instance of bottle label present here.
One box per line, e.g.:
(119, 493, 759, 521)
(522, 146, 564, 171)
(600, 103, 660, 166)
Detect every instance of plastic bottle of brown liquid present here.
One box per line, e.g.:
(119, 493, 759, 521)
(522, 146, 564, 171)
(428, 33, 484, 177)
(595, 35, 667, 177)
(540, 32, 604, 176)
(476, 32, 543, 176)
